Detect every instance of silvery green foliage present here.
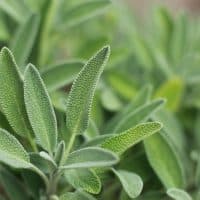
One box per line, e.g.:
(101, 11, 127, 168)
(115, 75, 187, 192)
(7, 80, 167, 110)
(0, 47, 163, 199)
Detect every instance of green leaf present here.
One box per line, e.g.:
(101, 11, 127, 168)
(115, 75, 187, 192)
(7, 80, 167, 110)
(113, 99, 165, 133)
(59, 0, 111, 29)
(0, 166, 29, 200)
(167, 188, 192, 200)
(102, 122, 162, 155)
(144, 133, 185, 188)
(84, 119, 99, 140)
(10, 13, 40, 72)
(113, 169, 143, 199)
(0, 128, 31, 169)
(66, 46, 110, 137)
(24, 64, 57, 153)
(0, 0, 29, 23)
(0, 47, 32, 138)
(60, 191, 96, 200)
(54, 141, 65, 166)
(41, 60, 84, 91)
(154, 77, 184, 111)
(61, 147, 119, 169)
(65, 168, 101, 194)
(104, 85, 152, 133)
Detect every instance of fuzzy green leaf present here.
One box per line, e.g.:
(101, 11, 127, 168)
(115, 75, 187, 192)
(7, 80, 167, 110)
(144, 133, 185, 188)
(66, 46, 110, 136)
(167, 188, 192, 200)
(24, 64, 57, 153)
(113, 169, 143, 199)
(65, 168, 101, 194)
(62, 147, 119, 169)
(59, 0, 111, 29)
(0, 47, 32, 138)
(60, 191, 96, 200)
(0, 128, 31, 169)
(41, 60, 84, 91)
(102, 122, 162, 155)
(113, 99, 165, 133)
(10, 13, 40, 72)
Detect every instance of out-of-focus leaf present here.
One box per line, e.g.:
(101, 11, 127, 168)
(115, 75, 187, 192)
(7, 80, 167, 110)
(65, 168, 101, 194)
(101, 86, 122, 111)
(41, 60, 84, 91)
(84, 120, 99, 140)
(0, 166, 29, 200)
(0, 0, 29, 23)
(105, 71, 137, 100)
(58, 0, 111, 29)
(167, 188, 192, 200)
(104, 85, 152, 133)
(144, 132, 185, 188)
(155, 77, 184, 111)
(113, 99, 165, 133)
(10, 13, 40, 72)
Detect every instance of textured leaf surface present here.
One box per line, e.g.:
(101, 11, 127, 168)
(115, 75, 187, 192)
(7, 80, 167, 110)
(167, 188, 192, 200)
(62, 147, 119, 169)
(144, 133, 185, 188)
(59, 0, 111, 29)
(24, 64, 57, 153)
(66, 46, 110, 136)
(113, 99, 165, 133)
(0, 47, 31, 137)
(65, 168, 101, 194)
(0, 128, 31, 169)
(113, 169, 143, 199)
(60, 191, 96, 200)
(10, 13, 40, 71)
(102, 122, 162, 155)
(42, 60, 84, 91)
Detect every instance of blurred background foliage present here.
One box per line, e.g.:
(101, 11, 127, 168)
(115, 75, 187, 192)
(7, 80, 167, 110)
(0, 0, 200, 199)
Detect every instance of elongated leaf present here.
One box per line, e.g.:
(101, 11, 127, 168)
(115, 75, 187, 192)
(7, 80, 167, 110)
(144, 133, 185, 188)
(24, 64, 57, 153)
(0, 166, 29, 200)
(102, 122, 162, 155)
(62, 147, 119, 169)
(41, 60, 84, 91)
(66, 46, 110, 136)
(65, 168, 101, 194)
(0, 47, 32, 138)
(104, 85, 152, 133)
(59, 0, 111, 29)
(155, 77, 183, 111)
(60, 191, 96, 200)
(167, 188, 192, 200)
(0, 128, 31, 169)
(10, 13, 40, 72)
(0, 0, 29, 23)
(113, 169, 143, 199)
(113, 99, 165, 133)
